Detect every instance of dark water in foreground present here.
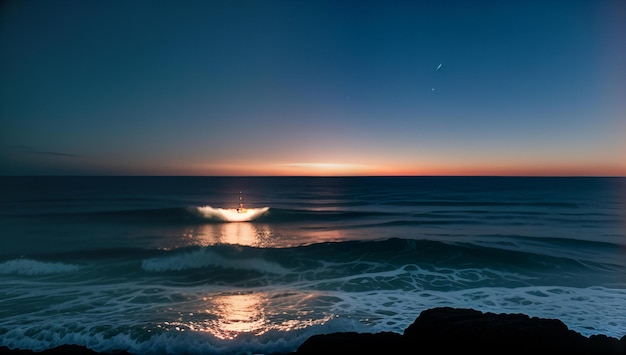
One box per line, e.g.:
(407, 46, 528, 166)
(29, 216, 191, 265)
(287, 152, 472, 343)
(1, 176, 625, 354)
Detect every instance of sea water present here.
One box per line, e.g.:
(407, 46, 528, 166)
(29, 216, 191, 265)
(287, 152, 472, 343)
(1, 176, 625, 354)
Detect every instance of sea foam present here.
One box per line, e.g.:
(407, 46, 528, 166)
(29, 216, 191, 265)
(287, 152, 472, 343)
(0, 317, 356, 355)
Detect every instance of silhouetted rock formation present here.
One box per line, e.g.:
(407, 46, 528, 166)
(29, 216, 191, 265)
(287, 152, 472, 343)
(295, 307, 626, 354)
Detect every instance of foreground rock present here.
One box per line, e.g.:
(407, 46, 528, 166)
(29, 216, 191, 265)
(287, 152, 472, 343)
(295, 307, 626, 354)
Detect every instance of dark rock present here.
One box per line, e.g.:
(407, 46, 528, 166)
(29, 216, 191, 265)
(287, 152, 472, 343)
(588, 334, 626, 354)
(295, 307, 626, 354)
(403, 307, 587, 353)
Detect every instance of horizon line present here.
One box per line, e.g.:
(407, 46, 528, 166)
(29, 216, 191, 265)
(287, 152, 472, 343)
(2, 174, 625, 178)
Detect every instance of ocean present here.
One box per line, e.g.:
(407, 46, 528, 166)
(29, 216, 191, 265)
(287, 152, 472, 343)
(1, 176, 625, 354)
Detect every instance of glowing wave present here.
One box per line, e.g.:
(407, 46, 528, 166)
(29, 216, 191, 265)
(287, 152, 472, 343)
(196, 206, 270, 222)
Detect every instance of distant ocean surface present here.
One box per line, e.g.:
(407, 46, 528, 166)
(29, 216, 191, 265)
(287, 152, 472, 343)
(1, 176, 625, 354)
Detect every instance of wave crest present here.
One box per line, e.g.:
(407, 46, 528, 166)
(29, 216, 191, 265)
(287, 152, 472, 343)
(141, 248, 289, 274)
(0, 259, 80, 275)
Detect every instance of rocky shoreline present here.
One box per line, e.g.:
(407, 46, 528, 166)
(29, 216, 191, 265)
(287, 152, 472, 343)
(295, 307, 626, 354)
(1, 307, 624, 355)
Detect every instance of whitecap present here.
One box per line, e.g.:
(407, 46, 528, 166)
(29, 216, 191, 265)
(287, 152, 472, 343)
(0, 259, 80, 276)
(141, 249, 289, 274)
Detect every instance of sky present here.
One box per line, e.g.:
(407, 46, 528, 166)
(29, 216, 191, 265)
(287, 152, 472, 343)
(1, 0, 625, 176)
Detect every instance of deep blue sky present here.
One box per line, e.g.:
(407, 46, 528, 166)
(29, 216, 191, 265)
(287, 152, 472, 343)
(1, 0, 624, 176)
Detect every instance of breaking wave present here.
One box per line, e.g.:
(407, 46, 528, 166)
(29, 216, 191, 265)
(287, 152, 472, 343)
(141, 247, 289, 274)
(0, 259, 80, 275)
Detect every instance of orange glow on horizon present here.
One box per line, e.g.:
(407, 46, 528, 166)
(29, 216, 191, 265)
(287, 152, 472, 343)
(184, 161, 626, 177)
(103, 160, 626, 176)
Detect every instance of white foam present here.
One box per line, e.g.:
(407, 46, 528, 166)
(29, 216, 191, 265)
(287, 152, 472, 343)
(195, 206, 269, 222)
(141, 249, 289, 274)
(324, 285, 626, 338)
(0, 319, 349, 355)
(1, 283, 624, 354)
(0, 259, 80, 275)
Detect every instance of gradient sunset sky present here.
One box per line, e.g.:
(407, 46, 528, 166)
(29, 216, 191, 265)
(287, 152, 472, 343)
(1, 0, 624, 176)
